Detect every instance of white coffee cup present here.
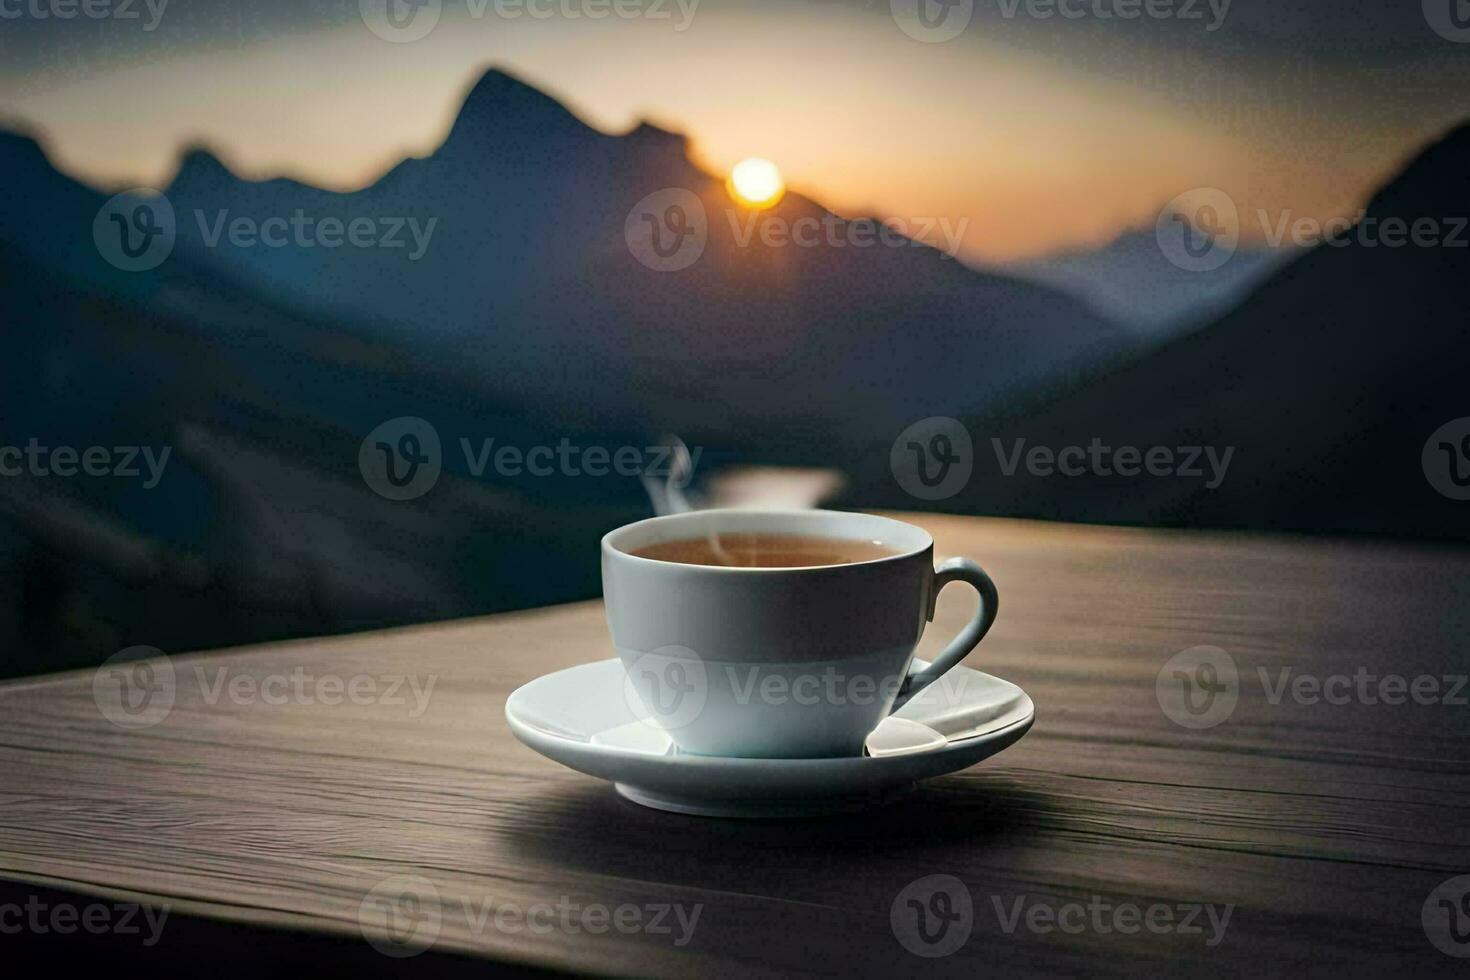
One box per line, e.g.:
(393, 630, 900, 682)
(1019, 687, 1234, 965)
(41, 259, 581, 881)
(601, 509, 999, 758)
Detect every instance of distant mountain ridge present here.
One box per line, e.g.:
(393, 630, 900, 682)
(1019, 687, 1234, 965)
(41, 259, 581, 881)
(1006, 225, 1293, 335)
(854, 121, 1470, 541)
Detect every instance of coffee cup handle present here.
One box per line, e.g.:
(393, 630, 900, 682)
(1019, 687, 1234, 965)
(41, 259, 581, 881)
(893, 557, 999, 711)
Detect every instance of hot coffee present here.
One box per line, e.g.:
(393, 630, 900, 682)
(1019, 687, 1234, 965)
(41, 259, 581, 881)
(630, 533, 899, 568)
(604, 509, 999, 757)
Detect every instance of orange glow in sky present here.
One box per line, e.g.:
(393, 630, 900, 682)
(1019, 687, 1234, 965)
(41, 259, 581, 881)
(0, 3, 1458, 264)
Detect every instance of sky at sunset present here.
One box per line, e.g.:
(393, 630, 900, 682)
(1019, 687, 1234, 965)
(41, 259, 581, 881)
(2, 0, 1466, 262)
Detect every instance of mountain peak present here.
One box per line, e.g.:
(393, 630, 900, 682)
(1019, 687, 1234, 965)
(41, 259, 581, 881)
(443, 67, 592, 151)
(0, 127, 54, 173)
(625, 120, 687, 148)
(1417, 119, 1470, 166)
(167, 143, 237, 194)
(1365, 118, 1470, 219)
(462, 67, 552, 107)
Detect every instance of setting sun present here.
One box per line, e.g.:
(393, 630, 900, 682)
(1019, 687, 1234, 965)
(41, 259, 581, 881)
(728, 157, 786, 209)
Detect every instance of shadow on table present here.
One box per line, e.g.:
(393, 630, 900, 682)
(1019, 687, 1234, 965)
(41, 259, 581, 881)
(501, 770, 1048, 878)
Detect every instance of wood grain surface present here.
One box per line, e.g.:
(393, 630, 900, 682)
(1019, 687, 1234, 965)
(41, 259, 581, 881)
(2, 514, 1469, 976)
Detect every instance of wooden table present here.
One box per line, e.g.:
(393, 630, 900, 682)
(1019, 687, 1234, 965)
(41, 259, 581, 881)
(3, 514, 1469, 976)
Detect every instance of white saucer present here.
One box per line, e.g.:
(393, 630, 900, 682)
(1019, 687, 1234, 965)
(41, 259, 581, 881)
(505, 658, 1035, 818)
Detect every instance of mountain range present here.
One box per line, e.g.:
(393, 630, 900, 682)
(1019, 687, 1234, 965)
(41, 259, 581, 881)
(1005, 227, 1293, 334)
(854, 122, 1470, 541)
(153, 69, 1126, 449)
(0, 67, 1126, 676)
